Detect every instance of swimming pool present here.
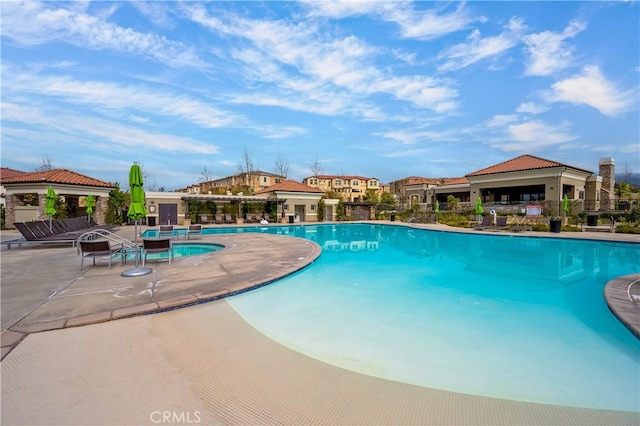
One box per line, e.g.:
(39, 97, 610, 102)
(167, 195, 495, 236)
(120, 242, 222, 261)
(201, 224, 639, 412)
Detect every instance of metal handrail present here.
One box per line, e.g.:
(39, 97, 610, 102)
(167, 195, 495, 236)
(76, 229, 136, 253)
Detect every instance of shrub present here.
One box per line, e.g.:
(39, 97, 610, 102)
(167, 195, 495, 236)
(616, 223, 640, 234)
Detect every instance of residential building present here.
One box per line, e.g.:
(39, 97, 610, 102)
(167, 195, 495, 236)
(432, 154, 613, 215)
(389, 176, 459, 209)
(255, 180, 327, 222)
(200, 171, 285, 195)
(302, 175, 382, 202)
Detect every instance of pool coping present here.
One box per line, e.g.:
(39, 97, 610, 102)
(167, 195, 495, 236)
(604, 273, 640, 338)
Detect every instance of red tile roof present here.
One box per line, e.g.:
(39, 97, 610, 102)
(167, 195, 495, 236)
(310, 175, 377, 181)
(466, 154, 591, 177)
(1, 167, 28, 179)
(255, 180, 324, 195)
(0, 168, 115, 188)
(442, 176, 469, 185)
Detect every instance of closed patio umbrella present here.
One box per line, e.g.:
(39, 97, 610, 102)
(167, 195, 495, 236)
(562, 194, 570, 216)
(86, 194, 95, 221)
(45, 186, 57, 231)
(475, 197, 483, 215)
(122, 163, 152, 277)
(475, 197, 483, 224)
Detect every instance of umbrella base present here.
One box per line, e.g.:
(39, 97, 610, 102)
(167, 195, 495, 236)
(121, 267, 153, 277)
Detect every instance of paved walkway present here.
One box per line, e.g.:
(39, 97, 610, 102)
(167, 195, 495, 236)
(1, 222, 639, 425)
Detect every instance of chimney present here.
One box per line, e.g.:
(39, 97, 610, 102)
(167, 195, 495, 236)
(599, 157, 615, 207)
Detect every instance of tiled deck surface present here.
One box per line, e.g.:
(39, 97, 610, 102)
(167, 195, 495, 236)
(1, 222, 639, 425)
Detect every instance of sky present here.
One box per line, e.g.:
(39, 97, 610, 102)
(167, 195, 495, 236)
(1, 1, 639, 191)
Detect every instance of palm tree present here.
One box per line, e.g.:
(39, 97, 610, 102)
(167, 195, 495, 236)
(615, 182, 632, 210)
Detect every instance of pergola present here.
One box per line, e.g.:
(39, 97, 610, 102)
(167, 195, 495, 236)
(1, 169, 115, 229)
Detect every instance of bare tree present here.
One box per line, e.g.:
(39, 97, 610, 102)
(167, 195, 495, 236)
(35, 155, 53, 171)
(310, 154, 323, 177)
(237, 147, 257, 174)
(200, 166, 213, 182)
(274, 154, 290, 179)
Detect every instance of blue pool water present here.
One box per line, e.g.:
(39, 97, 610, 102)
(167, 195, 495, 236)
(120, 243, 222, 261)
(214, 224, 638, 410)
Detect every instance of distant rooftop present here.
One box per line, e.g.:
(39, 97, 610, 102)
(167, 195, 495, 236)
(466, 154, 592, 177)
(0, 168, 115, 188)
(255, 180, 324, 195)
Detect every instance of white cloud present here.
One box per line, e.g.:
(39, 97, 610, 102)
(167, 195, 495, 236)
(186, 4, 459, 114)
(548, 65, 637, 117)
(301, 0, 386, 19)
(516, 102, 548, 114)
(487, 114, 518, 127)
(303, 1, 479, 40)
(2, 102, 218, 155)
(2, 1, 206, 69)
(438, 17, 524, 72)
(3, 68, 242, 128)
(522, 21, 586, 76)
(384, 2, 481, 40)
(497, 120, 576, 151)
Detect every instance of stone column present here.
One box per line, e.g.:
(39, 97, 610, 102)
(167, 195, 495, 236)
(599, 157, 615, 210)
(5, 194, 16, 229)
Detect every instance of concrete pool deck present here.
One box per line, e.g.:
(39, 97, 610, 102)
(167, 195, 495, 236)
(1, 222, 639, 425)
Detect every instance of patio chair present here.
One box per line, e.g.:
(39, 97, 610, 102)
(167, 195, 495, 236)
(200, 213, 209, 224)
(79, 240, 120, 270)
(158, 225, 174, 238)
(215, 214, 223, 224)
(142, 238, 173, 266)
(474, 216, 493, 230)
(187, 224, 202, 239)
(225, 213, 234, 224)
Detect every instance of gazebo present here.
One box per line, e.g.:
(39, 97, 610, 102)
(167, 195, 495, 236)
(1, 168, 115, 229)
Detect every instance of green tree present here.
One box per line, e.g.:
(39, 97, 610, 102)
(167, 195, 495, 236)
(376, 191, 397, 214)
(317, 198, 326, 222)
(106, 183, 127, 224)
(337, 199, 347, 221)
(447, 194, 460, 213)
(363, 189, 379, 203)
(615, 182, 632, 201)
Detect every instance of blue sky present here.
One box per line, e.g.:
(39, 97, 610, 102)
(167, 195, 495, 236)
(1, 1, 638, 191)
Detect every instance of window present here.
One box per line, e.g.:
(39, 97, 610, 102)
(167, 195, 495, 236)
(310, 205, 316, 211)
(263, 177, 267, 183)
(353, 180, 359, 185)
(579, 190, 585, 200)
(335, 179, 342, 186)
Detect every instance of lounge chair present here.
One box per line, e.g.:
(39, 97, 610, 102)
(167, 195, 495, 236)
(474, 216, 493, 230)
(215, 214, 223, 224)
(224, 213, 233, 224)
(13, 222, 79, 246)
(142, 238, 173, 266)
(487, 216, 508, 231)
(158, 225, 174, 238)
(187, 224, 202, 239)
(200, 213, 209, 224)
(79, 240, 120, 270)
